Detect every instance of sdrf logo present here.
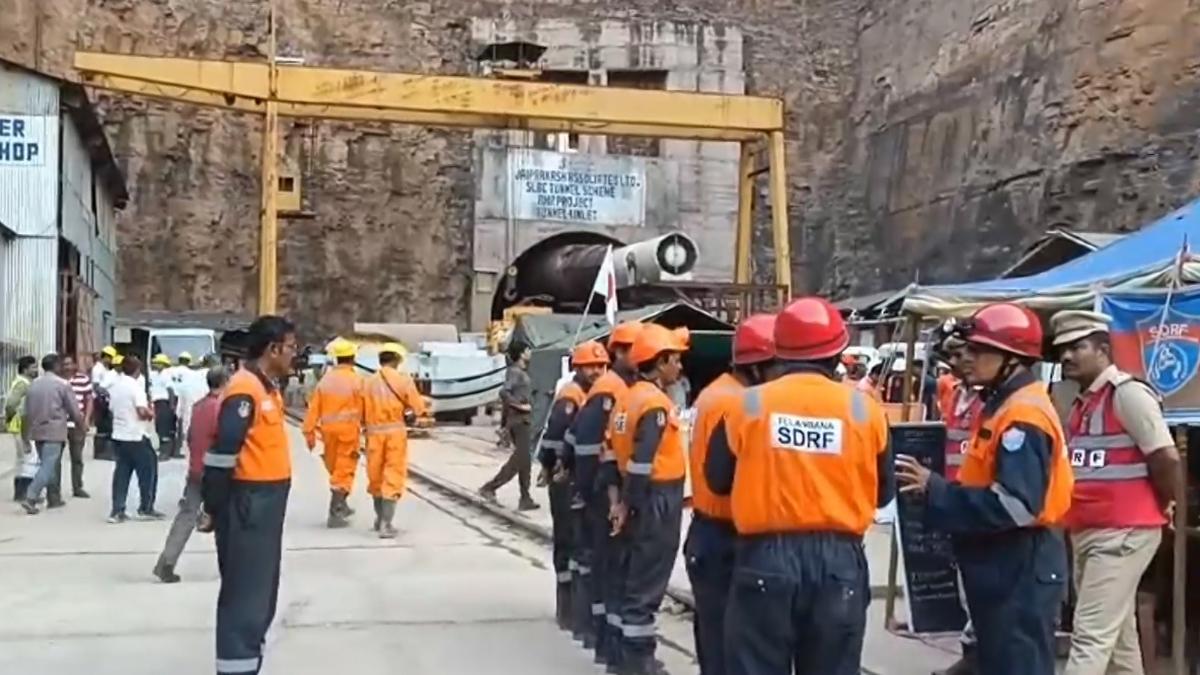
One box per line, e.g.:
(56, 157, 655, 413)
(770, 414, 844, 455)
(1137, 306, 1200, 397)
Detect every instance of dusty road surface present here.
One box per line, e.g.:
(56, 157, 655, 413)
(0, 425, 698, 675)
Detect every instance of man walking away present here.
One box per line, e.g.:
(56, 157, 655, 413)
(92, 346, 118, 461)
(363, 343, 428, 538)
(20, 353, 85, 514)
(154, 366, 228, 583)
(303, 337, 365, 528)
(1052, 311, 1181, 675)
(58, 355, 94, 500)
(108, 355, 166, 523)
(479, 342, 539, 510)
(6, 355, 36, 501)
(149, 354, 175, 460)
(202, 315, 297, 675)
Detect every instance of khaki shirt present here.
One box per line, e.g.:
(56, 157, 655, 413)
(1079, 365, 1174, 454)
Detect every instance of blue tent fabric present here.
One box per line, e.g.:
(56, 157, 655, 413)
(903, 199, 1200, 317)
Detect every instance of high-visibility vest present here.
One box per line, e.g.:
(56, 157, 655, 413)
(724, 372, 888, 536)
(609, 381, 687, 482)
(689, 373, 742, 520)
(944, 386, 983, 481)
(1064, 374, 1165, 529)
(363, 368, 427, 436)
(591, 370, 632, 463)
(224, 369, 291, 482)
(959, 381, 1074, 527)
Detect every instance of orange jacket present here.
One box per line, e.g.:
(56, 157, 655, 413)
(303, 364, 365, 444)
(363, 367, 427, 435)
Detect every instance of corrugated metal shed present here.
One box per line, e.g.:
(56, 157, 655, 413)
(0, 235, 57, 387)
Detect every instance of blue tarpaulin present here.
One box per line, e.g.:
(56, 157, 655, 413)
(903, 198, 1200, 317)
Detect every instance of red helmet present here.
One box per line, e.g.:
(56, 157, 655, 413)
(733, 314, 777, 365)
(963, 303, 1043, 359)
(571, 341, 610, 367)
(774, 297, 849, 361)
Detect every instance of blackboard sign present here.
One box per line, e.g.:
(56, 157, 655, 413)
(893, 422, 967, 635)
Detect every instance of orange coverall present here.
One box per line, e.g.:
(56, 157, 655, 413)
(363, 367, 427, 500)
(303, 365, 365, 493)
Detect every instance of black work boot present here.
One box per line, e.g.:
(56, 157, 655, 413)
(555, 583, 572, 631)
(372, 497, 383, 532)
(327, 491, 350, 528)
(378, 500, 398, 539)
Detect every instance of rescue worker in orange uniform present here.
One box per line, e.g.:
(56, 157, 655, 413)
(931, 329, 985, 675)
(363, 342, 428, 539)
(565, 321, 641, 662)
(303, 337, 365, 528)
(201, 315, 298, 675)
(706, 297, 893, 675)
(540, 340, 609, 631)
(607, 323, 689, 675)
(896, 303, 1074, 675)
(685, 313, 775, 675)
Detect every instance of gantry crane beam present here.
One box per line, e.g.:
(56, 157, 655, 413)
(74, 50, 793, 312)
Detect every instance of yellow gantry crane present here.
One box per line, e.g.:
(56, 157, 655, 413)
(73, 23, 791, 314)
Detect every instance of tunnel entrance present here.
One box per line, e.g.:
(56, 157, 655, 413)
(491, 231, 625, 321)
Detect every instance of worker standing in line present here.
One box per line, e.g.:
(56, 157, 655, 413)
(150, 354, 175, 460)
(362, 342, 428, 539)
(607, 323, 689, 675)
(685, 313, 775, 675)
(706, 297, 893, 675)
(202, 316, 297, 675)
(540, 340, 609, 631)
(896, 303, 1074, 675)
(1050, 311, 1181, 675)
(479, 342, 540, 510)
(567, 321, 642, 663)
(932, 330, 984, 675)
(303, 337, 365, 528)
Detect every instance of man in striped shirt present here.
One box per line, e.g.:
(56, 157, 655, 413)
(59, 354, 94, 499)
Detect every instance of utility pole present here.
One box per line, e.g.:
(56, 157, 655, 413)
(258, 0, 280, 314)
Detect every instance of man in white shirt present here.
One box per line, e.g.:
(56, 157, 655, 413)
(107, 355, 165, 523)
(91, 347, 118, 461)
(149, 354, 176, 460)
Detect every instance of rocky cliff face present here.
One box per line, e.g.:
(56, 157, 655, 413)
(3, 0, 1199, 336)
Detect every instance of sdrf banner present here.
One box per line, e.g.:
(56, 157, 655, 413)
(1100, 286, 1200, 419)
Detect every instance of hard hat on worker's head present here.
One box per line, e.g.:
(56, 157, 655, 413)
(774, 296, 849, 361)
(608, 322, 642, 349)
(672, 327, 691, 350)
(178, 352, 193, 364)
(733, 313, 777, 365)
(111, 354, 125, 366)
(152, 353, 171, 366)
(629, 323, 686, 366)
(963, 303, 1043, 359)
(327, 337, 358, 359)
(571, 340, 610, 367)
(378, 342, 407, 359)
(101, 345, 118, 359)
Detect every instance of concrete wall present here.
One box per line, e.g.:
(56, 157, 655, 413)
(467, 18, 744, 330)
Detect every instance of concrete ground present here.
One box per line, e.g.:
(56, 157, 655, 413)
(0, 428, 699, 675)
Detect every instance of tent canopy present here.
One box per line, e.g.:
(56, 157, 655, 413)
(903, 198, 1200, 317)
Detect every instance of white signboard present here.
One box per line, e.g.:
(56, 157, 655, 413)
(509, 148, 646, 226)
(0, 115, 46, 166)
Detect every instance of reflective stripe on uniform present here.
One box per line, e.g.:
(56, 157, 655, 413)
(574, 443, 602, 457)
(321, 411, 359, 424)
(606, 613, 623, 627)
(576, 565, 592, 576)
(216, 657, 261, 673)
(564, 431, 576, 445)
(600, 448, 616, 462)
(1074, 463, 1150, 481)
(622, 623, 656, 638)
(946, 454, 965, 467)
(1071, 433, 1136, 450)
(204, 453, 238, 468)
(541, 439, 564, 451)
(626, 461, 653, 476)
(591, 603, 605, 616)
(568, 559, 579, 571)
(366, 421, 406, 434)
(991, 483, 1035, 526)
(556, 571, 572, 583)
(946, 428, 972, 442)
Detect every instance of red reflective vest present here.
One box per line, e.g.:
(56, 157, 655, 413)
(944, 386, 983, 482)
(1064, 375, 1165, 529)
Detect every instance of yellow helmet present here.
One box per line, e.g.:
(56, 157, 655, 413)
(178, 351, 194, 363)
(152, 353, 171, 366)
(327, 337, 358, 359)
(111, 354, 125, 366)
(101, 345, 118, 358)
(378, 342, 407, 359)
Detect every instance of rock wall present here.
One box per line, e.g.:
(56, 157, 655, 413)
(3, 0, 1199, 335)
